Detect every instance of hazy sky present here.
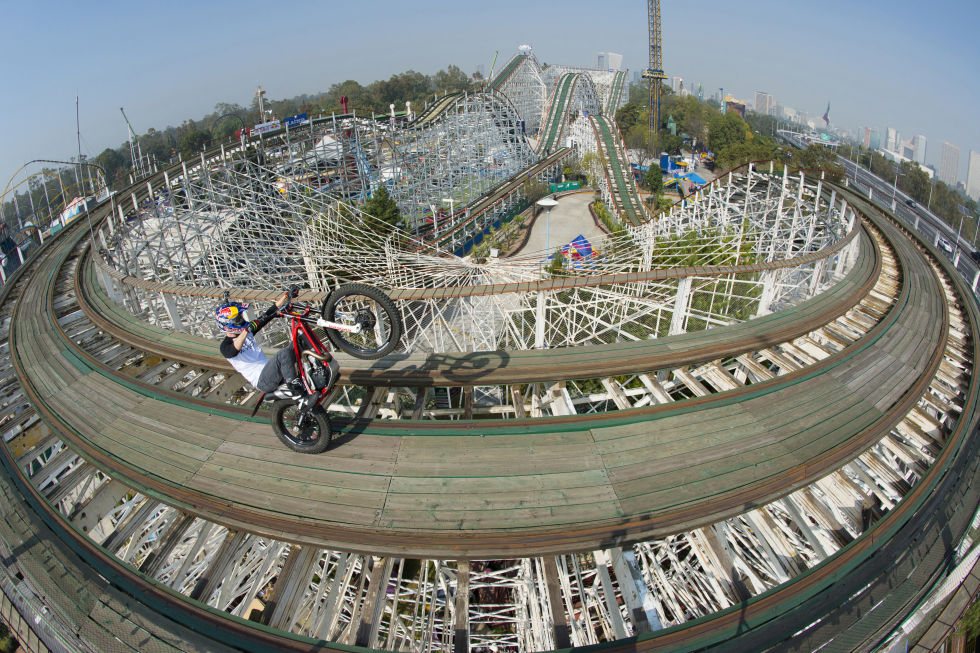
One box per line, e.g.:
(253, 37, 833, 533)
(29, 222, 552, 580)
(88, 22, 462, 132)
(2, 0, 978, 189)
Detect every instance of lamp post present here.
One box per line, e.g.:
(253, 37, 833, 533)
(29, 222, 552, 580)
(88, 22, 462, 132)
(892, 168, 904, 212)
(440, 198, 454, 251)
(537, 196, 559, 255)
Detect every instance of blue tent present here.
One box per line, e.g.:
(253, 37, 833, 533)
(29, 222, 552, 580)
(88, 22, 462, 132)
(549, 235, 601, 269)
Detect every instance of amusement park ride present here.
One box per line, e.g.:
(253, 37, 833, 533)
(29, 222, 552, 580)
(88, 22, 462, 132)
(0, 4, 977, 653)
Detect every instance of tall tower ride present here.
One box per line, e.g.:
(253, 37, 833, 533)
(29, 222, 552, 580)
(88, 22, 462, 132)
(642, 0, 667, 137)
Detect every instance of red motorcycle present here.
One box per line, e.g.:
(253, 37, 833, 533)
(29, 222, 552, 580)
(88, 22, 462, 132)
(255, 283, 402, 454)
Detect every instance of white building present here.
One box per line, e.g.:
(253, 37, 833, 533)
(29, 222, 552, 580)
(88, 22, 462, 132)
(939, 141, 960, 186)
(877, 148, 935, 179)
(754, 91, 774, 116)
(912, 135, 927, 165)
(967, 150, 980, 201)
(885, 127, 900, 152)
(596, 52, 623, 71)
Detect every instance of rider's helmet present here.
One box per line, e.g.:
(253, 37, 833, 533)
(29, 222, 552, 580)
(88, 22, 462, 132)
(215, 301, 250, 332)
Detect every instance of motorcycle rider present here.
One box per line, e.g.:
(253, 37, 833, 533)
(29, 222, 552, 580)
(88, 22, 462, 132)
(215, 291, 309, 400)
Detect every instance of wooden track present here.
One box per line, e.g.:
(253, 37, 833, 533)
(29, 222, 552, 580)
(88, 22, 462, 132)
(1, 170, 978, 652)
(5, 189, 953, 558)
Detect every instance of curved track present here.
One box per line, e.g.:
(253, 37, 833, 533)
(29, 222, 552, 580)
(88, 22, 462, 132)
(0, 166, 977, 652)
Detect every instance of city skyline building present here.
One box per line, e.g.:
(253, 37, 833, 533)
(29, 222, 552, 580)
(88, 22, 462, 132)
(754, 91, 774, 116)
(595, 51, 623, 71)
(913, 135, 927, 165)
(967, 150, 980, 201)
(869, 129, 881, 150)
(939, 141, 960, 186)
(863, 127, 872, 149)
(886, 127, 900, 152)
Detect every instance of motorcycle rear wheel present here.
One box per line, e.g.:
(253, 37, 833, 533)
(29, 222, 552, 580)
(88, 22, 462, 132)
(270, 400, 332, 454)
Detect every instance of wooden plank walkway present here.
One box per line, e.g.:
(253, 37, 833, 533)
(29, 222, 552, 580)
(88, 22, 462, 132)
(6, 204, 951, 557)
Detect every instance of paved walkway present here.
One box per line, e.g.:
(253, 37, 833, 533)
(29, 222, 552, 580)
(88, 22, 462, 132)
(515, 192, 607, 259)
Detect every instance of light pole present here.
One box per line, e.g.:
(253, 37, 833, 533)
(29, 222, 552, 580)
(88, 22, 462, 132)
(892, 168, 904, 211)
(441, 198, 454, 251)
(537, 196, 559, 255)
(428, 203, 439, 241)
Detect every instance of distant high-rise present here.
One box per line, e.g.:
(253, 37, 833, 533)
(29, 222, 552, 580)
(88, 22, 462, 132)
(939, 142, 960, 186)
(862, 127, 872, 149)
(595, 52, 622, 70)
(869, 130, 881, 150)
(967, 151, 980, 201)
(754, 91, 774, 116)
(885, 127, 899, 152)
(913, 135, 927, 165)
(671, 76, 683, 93)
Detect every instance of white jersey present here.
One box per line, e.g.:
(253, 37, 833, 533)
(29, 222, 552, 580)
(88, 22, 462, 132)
(224, 333, 268, 387)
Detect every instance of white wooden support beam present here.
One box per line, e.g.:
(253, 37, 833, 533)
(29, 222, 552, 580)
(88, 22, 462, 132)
(99, 498, 161, 553)
(267, 545, 321, 631)
(668, 276, 693, 335)
(139, 513, 194, 577)
(190, 530, 247, 602)
(535, 291, 547, 348)
(601, 377, 632, 410)
(639, 374, 673, 404)
(735, 353, 775, 382)
(756, 269, 778, 316)
(780, 497, 831, 559)
(454, 560, 470, 653)
(542, 556, 572, 649)
(592, 551, 629, 639)
(68, 478, 130, 537)
(608, 547, 661, 633)
(355, 556, 392, 648)
(673, 368, 710, 397)
(313, 552, 354, 640)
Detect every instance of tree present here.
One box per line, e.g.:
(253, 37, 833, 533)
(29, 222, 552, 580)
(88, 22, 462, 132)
(660, 133, 683, 155)
(362, 185, 401, 237)
(644, 167, 663, 194)
(715, 139, 776, 171)
(708, 113, 749, 153)
(94, 148, 126, 187)
(433, 65, 472, 94)
(615, 103, 642, 136)
(324, 80, 374, 113)
(178, 130, 211, 160)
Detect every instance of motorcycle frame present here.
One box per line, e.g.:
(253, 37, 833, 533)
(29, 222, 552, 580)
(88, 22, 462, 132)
(284, 304, 334, 403)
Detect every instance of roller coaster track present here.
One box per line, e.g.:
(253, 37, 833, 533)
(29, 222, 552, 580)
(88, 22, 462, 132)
(488, 53, 528, 92)
(606, 70, 628, 114)
(0, 159, 978, 652)
(590, 114, 647, 225)
(537, 73, 579, 155)
(410, 92, 464, 128)
(415, 147, 573, 253)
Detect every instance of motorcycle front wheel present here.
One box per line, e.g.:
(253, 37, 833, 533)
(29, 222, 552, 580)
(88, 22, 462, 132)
(270, 400, 332, 454)
(321, 283, 403, 359)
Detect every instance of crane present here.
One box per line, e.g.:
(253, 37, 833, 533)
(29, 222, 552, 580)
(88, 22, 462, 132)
(641, 0, 667, 138)
(119, 107, 146, 178)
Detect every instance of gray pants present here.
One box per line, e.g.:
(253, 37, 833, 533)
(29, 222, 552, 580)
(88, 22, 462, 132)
(256, 348, 298, 393)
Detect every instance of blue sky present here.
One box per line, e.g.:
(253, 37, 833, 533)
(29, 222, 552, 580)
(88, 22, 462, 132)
(2, 0, 978, 189)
